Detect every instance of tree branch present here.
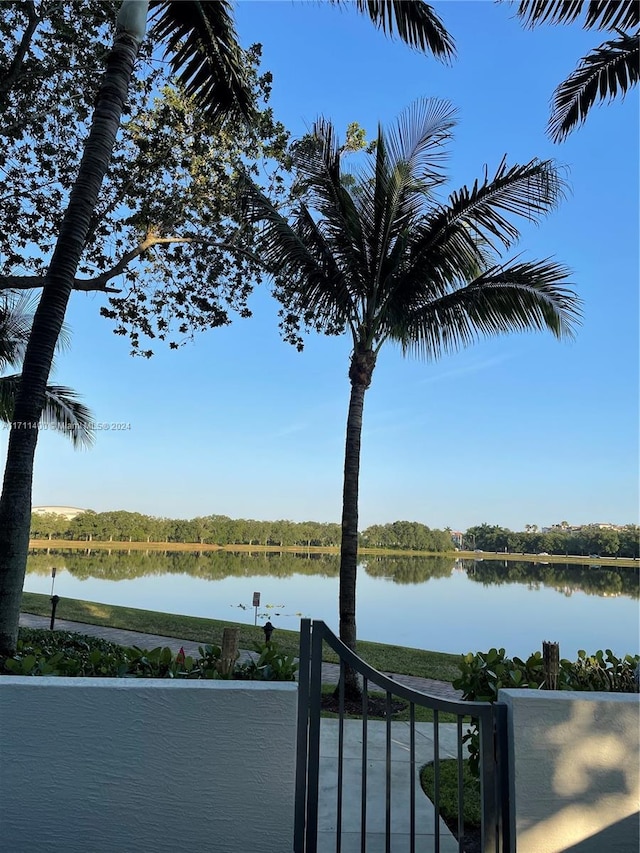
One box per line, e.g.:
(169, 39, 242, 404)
(0, 274, 121, 294)
(0, 233, 192, 294)
(0, 2, 40, 99)
(184, 234, 265, 266)
(0, 231, 262, 295)
(87, 232, 195, 287)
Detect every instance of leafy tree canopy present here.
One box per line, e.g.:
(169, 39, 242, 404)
(0, 1, 291, 356)
(466, 522, 639, 558)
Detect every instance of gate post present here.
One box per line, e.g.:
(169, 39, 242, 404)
(494, 701, 511, 853)
(294, 619, 312, 852)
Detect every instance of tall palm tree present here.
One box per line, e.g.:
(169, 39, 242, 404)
(0, 294, 93, 449)
(239, 99, 581, 692)
(0, 0, 454, 653)
(514, 0, 639, 141)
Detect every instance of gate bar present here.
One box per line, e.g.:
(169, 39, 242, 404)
(494, 701, 511, 853)
(294, 619, 312, 853)
(304, 621, 325, 853)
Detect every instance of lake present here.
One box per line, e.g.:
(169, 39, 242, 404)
(24, 550, 639, 659)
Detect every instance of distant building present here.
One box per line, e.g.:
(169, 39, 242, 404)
(450, 530, 464, 547)
(32, 506, 86, 520)
(543, 522, 628, 533)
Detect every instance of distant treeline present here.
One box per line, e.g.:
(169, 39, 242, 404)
(30, 511, 452, 551)
(29, 511, 639, 557)
(466, 523, 639, 559)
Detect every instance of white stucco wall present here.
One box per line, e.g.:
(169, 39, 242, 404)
(0, 678, 298, 853)
(499, 689, 640, 853)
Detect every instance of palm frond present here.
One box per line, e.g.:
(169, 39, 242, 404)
(0, 293, 73, 370)
(0, 375, 94, 449)
(548, 31, 640, 141)
(237, 172, 356, 328)
(401, 157, 565, 299)
(397, 258, 581, 360)
(0, 293, 36, 369)
(349, 100, 456, 295)
(39, 384, 95, 449)
(339, 0, 456, 58)
(445, 157, 565, 246)
(148, 0, 255, 122)
(515, 1, 588, 27)
(383, 98, 457, 183)
(0, 374, 16, 422)
(291, 205, 360, 328)
(583, 2, 639, 30)
(515, 1, 639, 31)
(584, 1, 640, 30)
(238, 174, 321, 278)
(292, 119, 370, 285)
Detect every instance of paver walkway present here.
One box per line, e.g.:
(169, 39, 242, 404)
(18, 613, 461, 699)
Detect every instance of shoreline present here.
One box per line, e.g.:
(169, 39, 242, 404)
(28, 539, 638, 568)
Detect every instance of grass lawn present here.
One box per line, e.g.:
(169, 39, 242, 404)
(20, 591, 461, 682)
(420, 758, 481, 830)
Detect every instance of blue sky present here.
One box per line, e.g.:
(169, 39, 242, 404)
(15, 0, 639, 531)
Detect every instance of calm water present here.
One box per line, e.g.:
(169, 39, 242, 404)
(24, 550, 639, 659)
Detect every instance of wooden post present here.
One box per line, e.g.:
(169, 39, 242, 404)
(219, 627, 239, 677)
(543, 640, 560, 690)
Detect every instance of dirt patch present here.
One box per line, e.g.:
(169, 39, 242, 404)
(440, 821, 481, 853)
(321, 694, 407, 718)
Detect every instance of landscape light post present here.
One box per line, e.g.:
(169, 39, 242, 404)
(49, 595, 60, 630)
(263, 621, 274, 644)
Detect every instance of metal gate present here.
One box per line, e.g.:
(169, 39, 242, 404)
(294, 619, 510, 853)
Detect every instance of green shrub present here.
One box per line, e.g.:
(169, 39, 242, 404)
(0, 629, 296, 681)
(453, 647, 546, 703)
(236, 641, 298, 681)
(2, 630, 131, 677)
(560, 648, 640, 693)
(453, 646, 640, 777)
(453, 647, 640, 701)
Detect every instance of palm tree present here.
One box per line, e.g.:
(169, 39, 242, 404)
(0, 294, 93, 449)
(0, 0, 454, 653)
(514, 0, 639, 141)
(239, 99, 581, 693)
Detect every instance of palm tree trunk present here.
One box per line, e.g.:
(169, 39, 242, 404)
(338, 347, 376, 699)
(0, 18, 144, 654)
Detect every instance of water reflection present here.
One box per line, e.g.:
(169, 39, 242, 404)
(27, 550, 638, 597)
(464, 559, 639, 599)
(24, 550, 639, 658)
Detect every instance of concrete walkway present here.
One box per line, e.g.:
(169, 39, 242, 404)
(19, 613, 464, 852)
(318, 719, 461, 852)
